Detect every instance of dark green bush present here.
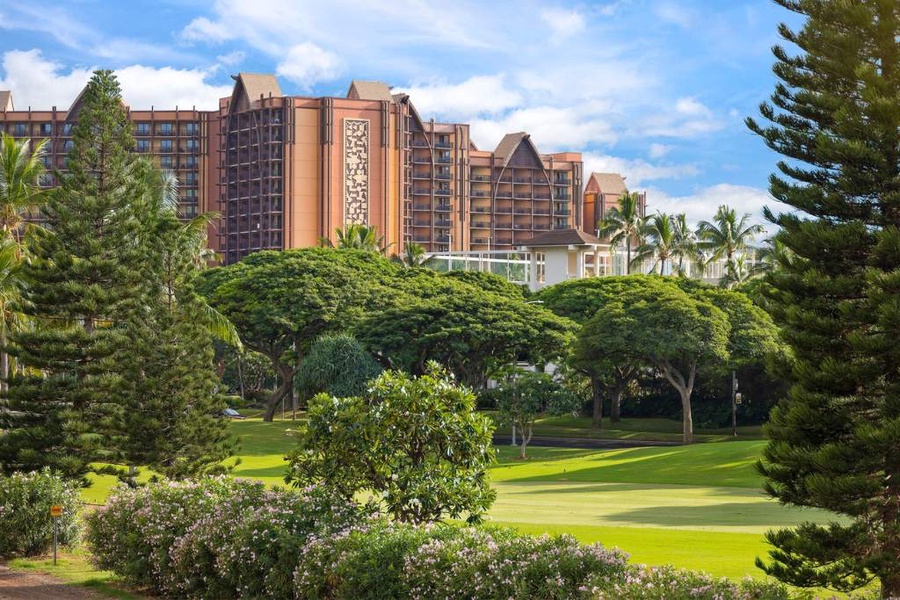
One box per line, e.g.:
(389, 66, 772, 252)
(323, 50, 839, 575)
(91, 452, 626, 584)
(0, 469, 82, 558)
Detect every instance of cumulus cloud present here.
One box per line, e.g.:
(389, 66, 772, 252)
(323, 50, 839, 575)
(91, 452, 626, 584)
(471, 107, 616, 152)
(0, 50, 232, 111)
(583, 152, 699, 188)
(638, 96, 723, 138)
(648, 143, 671, 158)
(275, 43, 341, 89)
(399, 75, 522, 120)
(644, 183, 786, 233)
(540, 8, 586, 39)
(181, 16, 235, 44)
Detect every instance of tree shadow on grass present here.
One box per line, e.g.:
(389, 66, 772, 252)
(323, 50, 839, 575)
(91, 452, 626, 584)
(604, 502, 838, 528)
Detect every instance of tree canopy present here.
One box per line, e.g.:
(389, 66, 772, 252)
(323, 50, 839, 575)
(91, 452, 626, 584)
(746, 1, 900, 595)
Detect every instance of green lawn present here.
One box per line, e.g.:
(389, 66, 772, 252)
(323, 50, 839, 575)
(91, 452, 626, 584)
(76, 417, 840, 586)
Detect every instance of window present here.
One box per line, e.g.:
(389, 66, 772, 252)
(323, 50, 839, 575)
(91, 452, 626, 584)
(186, 139, 198, 151)
(184, 172, 198, 184)
(39, 123, 53, 136)
(136, 140, 150, 152)
(184, 122, 199, 135)
(184, 156, 198, 168)
(135, 122, 151, 135)
(62, 123, 74, 135)
(159, 139, 174, 152)
(157, 122, 174, 135)
(160, 156, 174, 168)
(12, 123, 27, 136)
(62, 140, 74, 152)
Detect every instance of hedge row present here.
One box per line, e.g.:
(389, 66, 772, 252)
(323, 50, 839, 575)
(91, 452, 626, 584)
(86, 478, 789, 599)
(0, 469, 82, 558)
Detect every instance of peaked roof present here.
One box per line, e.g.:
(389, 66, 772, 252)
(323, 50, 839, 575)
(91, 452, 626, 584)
(0, 91, 12, 111)
(347, 80, 393, 102)
(229, 73, 281, 113)
(587, 172, 627, 195)
(520, 229, 607, 248)
(494, 132, 544, 168)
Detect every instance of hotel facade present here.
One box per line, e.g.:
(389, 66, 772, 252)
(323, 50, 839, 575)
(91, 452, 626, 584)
(0, 74, 626, 265)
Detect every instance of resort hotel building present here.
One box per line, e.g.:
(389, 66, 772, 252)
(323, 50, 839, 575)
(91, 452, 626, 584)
(0, 74, 641, 267)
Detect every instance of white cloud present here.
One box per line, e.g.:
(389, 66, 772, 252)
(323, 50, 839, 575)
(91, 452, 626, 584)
(675, 96, 711, 117)
(648, 143, 671, 158)
(216, 51, 246, 67)
(0, 50, 91, 108)
(638, 97, 723, 138)
(644, 183, 786, 233)
(399, 75, 522, 120)
(0, 50, 232, 111)
(654, 2, 695, 29)
(181, 16, 234, 44)
(583, 152, 699, 188)
(540, 8, 585, 39)
(471, 107, 616, 152)
(275, 43, 341, 89)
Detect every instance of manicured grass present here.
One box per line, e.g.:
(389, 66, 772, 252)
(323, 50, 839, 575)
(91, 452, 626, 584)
(75, 418, 840, 584)
(8, 548, 145, 599)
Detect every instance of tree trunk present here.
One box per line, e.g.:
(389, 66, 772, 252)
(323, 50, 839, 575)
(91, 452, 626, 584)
(519, 424, 533, 459)
(656, 358, 696, 444)
(0, 330, 7, 395)
(590, 376, 603, 430)
(679, 388, 693, 445)
(263, 363, 295, 422)
(610, 384, 622, 424)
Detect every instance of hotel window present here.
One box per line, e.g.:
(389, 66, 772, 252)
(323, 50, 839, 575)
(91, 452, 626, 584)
(157, 122, 174, 135)
(136, 140, 150, 152)
(135, 122, 151, 135)
(12, 123, 26, 136)
(184, 122, 199, 135)
(184, 156, 198, 167)
(159, 139, 174, 152)
(160, 156, 174, 168)
(62, 140, 74, 152)
(186, 139, 198, 151)
(62, 123, 74, 135)
(39, 123, 53, 136)
(184, 172, 198, 185)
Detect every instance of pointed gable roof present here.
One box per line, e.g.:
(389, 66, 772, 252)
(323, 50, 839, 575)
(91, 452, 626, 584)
(587, 172, 627, 195)
(494, 132, 545, 168)
(0, 91, 12, 111)
(229, 73, 281, 114)
(347, 80, 393, 102)
(520, 228, 606, 248)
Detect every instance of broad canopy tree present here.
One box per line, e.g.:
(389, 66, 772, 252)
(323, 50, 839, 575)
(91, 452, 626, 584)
(199, 248, 400, 421)
(747, 0, 900, 596)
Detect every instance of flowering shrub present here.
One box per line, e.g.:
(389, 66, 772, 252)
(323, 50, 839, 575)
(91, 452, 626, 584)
(86, 477, 371, 599)
(595, 565, 790, 600)
(85, 477, 259, 594)
(0, 469, 82, 557)
(403, 526, 629, 599)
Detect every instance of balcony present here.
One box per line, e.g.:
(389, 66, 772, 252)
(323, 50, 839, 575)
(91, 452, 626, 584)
(435, 188, 452, 196)
(435, 172, 451, 180)
(435, 204, 452, 212)
(434, 141, 452, 149)
(413, 188, 432, 195)
(495, 238, 513, 245)
(435, 157, 452, 164)
(494, 206, 513, 214)
(553, 178, 571, 185)
(496, 191, 513, 199)
(435, 219, 452, 227)
(412, 172, 431, 180)
(412, 204, 431, 211)
(513, 224, 532, 230)
(471, 174, 491, 182)
(533, 193, 551, 200)
(513, 208, 532, 215)
(413, 221, 432, 227)
(435, 234, 450, 243)
(514, 178, 533, 184)
(472, 237, 490, 244)
(471, 206, 491, 213)
(470, 190, 489, 197)
(412, 140, 429, 147)
(472, 221, 491, 228)
(556, 209, 571, 215)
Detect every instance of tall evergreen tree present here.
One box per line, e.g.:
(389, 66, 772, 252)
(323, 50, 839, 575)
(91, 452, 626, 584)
(746, 1, 900, 596)
(0, 71, 144, 483)
(114, 167, 232, 480)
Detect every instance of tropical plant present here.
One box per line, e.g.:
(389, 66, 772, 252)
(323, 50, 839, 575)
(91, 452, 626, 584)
(634, 212, 676, 274)
(322, 223, 391, 253)
(696, 205, 764, 288)
(396, 241, 428, 267)
(0, 133, 48, 248)
(670, 213, 698, 276)
(596, 191, 645, 274)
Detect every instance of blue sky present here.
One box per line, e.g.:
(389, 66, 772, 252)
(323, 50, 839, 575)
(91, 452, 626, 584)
(0, 0, 804, 228)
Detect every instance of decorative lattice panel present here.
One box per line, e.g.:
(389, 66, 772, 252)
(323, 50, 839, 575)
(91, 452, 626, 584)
(344, 119, 370, 224)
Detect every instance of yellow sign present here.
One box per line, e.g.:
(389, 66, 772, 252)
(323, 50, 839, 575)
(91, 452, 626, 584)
(50, 505, 63, 517)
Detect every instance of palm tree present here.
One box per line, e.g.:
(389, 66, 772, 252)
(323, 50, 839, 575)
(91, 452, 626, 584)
(696, 205, 765, 288)
(670, 213, 698, 277)
(322, 223, 391, 254)
(597, 191, 645, 274)
(397, 241, 428, 267)
(634, 212, 676, 274)
(0, 134, 48, 392)
(0, 134, 48, 250)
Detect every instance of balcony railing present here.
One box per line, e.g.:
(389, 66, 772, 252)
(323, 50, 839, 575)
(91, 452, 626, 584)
(412, 204, 431, 211)
(434, 141, 452, 149)
(470, 191, 489, 197)
(435, 189, 452, 196)
(471, 174, 491, 182)
(471, 206, 491, 213)
(472, 221, 491, 228)
(435, 204, 452, 212)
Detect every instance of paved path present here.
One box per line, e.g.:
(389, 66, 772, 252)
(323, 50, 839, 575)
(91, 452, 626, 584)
(0, 565, 105, 600)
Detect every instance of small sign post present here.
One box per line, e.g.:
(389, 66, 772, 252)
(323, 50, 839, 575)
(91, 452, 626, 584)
(50, 505, 63, 565)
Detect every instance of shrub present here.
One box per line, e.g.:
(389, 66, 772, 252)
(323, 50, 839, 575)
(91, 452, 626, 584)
(84, 477, 251, 594)
(0, 469, 82, 558)
(595, 565, 789, 600)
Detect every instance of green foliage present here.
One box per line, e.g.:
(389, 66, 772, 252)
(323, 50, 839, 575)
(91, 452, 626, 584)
(0, 70, 145, 483)
(198, 247, 400, 420)
(597, 191, 645, 273)
(324, 223, 391, 253)
(0, 469, 82, 558)
(295, 332, 382, 400)
(596, 565, 789, 600)
(359, 272, 575, 388)
(286, 364, 497, 524)
(495, 370, 581, 457)
(696, 205, 765, 288)
(746, 0, 900, 595)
